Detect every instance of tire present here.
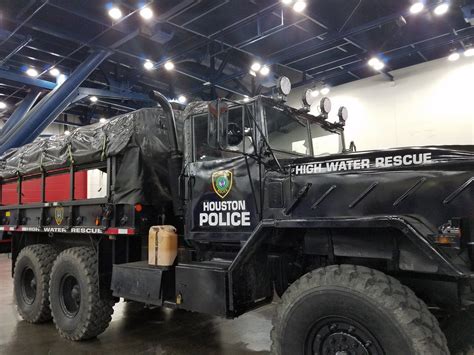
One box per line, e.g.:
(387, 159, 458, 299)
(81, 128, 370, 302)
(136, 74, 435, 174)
(13, 244, 57, 323)
(271, 264, 449, 355)
(49, 247, 114, 341)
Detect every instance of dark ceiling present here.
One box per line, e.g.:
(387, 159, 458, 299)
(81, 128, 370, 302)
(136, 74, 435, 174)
(0, 0, 473, 123)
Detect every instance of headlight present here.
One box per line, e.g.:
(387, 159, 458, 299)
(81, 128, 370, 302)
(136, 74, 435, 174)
(338, 106, 348, 124)
(277, 76, 292, 96)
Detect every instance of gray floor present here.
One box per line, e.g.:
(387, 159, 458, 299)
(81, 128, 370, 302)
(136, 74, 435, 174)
(0, 254, 273, 355)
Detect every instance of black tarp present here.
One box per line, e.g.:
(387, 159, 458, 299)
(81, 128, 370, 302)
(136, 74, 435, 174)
(0, 107, 183, 206)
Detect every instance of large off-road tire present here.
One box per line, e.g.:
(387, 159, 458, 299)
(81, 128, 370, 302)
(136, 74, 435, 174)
(49, 247, 114, 341)
(13, 244, 57, 323)
(271, 264, 449, 355)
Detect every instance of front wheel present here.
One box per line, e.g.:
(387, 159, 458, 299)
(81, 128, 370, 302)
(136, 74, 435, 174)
(49, 247, 114, 341)
(271, 265, 449, 355)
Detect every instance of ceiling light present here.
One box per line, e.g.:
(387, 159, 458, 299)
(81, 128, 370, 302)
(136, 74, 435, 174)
(0, 102, 7, 110)
(178, 95, 187, 104)
(57, 74, 67, 86)
(144, 60, 154, 70)
(310, 89, 320, 97)
(64, 130, 71, 136)
(448, 52, 460, 61)
(464, 48, 474, 57)
(293, 1, 307, 12)
(26, 68, 38, 77)
(139, 7, 153, 20)
(373, 61, 385, 70)
(434, 3, 449, 16)
(108, 7, 123, 20)
(260, 65, 270, 76)
(409, 2, 424, 14)
(251, 62, 262, 72)
(99, 118, 107, 123)
(243, 96, 250, 102)
(281, 0, 293, 4)
(49, 68, 60, 77)
(321, 86, 330, 95)
(368, 57, 381, 67)
(164, 61, 175, 71)
(90, 96, 98, 103)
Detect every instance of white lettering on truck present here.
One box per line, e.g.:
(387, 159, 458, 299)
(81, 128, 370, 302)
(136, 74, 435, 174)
(199, 200, 251, 227)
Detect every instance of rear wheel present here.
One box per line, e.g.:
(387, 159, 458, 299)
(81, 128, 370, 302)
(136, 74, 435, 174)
(49, 247, 114, 340)
(13, 244, 57, 323)
(271, 265, 449, 355)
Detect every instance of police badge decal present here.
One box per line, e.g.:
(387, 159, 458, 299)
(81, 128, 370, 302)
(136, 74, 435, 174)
(212, 170, 233, 199)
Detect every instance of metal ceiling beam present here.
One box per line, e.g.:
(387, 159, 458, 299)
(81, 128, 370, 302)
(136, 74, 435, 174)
(0, 69, 57, 90)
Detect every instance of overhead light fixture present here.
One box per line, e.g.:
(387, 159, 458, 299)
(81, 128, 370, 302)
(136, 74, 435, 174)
(64, 130, 71, 136)
(108, 6, 123, 20)
(434, 2, 449, 16)
(368, 57, 385, 71)
(448, 52, 460, 61)
(57, 74, 67, 86)
(49, 68, 60, 77)
(409, 2, 424, 14)
(310, 89, 320, 98)
(0, 102, 7, 110)
(164, 61, 175, 71)
(144, 60, 154, 70)
(260, 65, 270, 76)
(281, 0, 293, 4)
(178, 95, 187, 104)
(243, 96, 250, 102)
(464, 48, 474, 57)
(90, 96, 98, 103)
(293, 1, 307, 12)
(250, 62, 262, 72)
(321, 86, 330, 95)
(99, 117, 107, 123)
(373, 61, 385, 70)
(139, 7, 153, 20)
(26, 68, 38, 77)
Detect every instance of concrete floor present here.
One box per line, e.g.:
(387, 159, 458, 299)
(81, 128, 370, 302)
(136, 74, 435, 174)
(0, 254, 273, 355)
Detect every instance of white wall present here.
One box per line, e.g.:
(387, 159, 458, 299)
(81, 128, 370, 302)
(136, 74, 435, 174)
(287, 56, 474, 151)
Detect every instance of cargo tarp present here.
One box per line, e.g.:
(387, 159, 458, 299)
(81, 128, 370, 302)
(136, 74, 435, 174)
(0, 107, 182, 206)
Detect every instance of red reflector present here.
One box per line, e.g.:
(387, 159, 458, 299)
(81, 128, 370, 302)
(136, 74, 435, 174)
(135, 203, 143, 212)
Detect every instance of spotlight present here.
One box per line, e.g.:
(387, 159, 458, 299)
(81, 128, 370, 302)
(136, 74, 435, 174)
(90, 96, 98, 103)
(448, 52, 460, 61)
(108, 7, 123, 20)
(281, 0, 293, 4)
(26, 68, 38, 77)
(251, 62, 261, 72)
(410, 2, 424, 14)
(64, 130, 71, 136)
(293, 1, 307, 12)
(310, 89, 319, 98)
(99, 118, 107, 123)
(49, 68, 60, 77)
(144, 60, 154, 70)
(464, 48, 474, 57)
(320, 86, 330, 95)
(368, 57, 381, 67)
(0, 102, 7, 110)
(139, 7, 153, 20)
(434, 2, 449, 16)
(178, 95, 187, 104)
(260, 65, 270, 76)
(243, 96, 250, 102)
(164, 61, 175, 71)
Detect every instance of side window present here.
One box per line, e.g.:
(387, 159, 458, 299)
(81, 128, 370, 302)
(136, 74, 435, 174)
(223, 106, 254, 154)
(193, 114, 222, 161)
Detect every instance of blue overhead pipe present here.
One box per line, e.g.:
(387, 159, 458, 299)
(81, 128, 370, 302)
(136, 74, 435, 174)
(0, 88, 42, 141)
(0, 49, 112, 155)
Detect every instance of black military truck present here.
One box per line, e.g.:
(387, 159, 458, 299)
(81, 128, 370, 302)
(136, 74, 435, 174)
(2, 80, 474, 354)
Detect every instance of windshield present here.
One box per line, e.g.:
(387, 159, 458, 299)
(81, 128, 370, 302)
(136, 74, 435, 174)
(265, 103, 341, 157)
(266, 104, 310, 156)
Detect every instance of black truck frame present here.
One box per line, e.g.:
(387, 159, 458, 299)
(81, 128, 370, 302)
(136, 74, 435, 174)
(4, 86, 474, 354)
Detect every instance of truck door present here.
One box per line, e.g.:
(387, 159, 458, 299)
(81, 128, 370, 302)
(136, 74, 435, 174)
(184, 101, 261, 243)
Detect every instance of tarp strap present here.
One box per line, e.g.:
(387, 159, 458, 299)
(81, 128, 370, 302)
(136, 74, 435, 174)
(100, 135, 107, 161)
(67, 144, 75, 165)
